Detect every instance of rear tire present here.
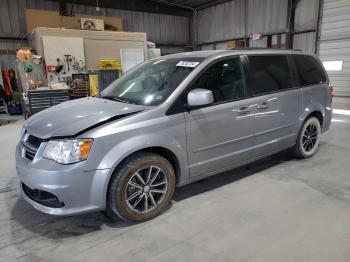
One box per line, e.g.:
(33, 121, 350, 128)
(105, 152, 175, 222)
(293, 117, 321, 159)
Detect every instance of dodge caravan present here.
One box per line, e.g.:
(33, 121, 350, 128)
(16, 49, 332, 221)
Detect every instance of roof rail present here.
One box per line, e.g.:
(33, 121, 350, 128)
(227, 47, 303, 51)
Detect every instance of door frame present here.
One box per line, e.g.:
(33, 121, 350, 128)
(242, 54, 301, 97)
(166, 54, 251, 115)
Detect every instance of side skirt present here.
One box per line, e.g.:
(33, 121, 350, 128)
(176, 143, 295, 187)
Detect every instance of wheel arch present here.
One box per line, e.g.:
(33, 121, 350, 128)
(298, 110, 324, 133)
(129, 146, 181, 184)
(105, 146, 182, 207)
(307, 111, 324, 127)
(298, 102, 326, 133)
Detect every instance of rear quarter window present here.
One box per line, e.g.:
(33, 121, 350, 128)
(293, 55, 327, 86)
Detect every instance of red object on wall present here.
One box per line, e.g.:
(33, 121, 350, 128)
(1, 68, 13, 98)
(251, 33, 261, 41)
(47, 65, 56, 72)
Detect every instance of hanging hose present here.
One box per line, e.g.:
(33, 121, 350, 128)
(1, 68, 13, 101)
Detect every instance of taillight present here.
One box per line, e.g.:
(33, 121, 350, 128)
(329, 85, 334, 104)
(330, 85, 334, 98)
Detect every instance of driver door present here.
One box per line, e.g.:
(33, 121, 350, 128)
(185, 56, 256, 178)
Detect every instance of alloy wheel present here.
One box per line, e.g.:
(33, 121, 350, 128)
(302, 123, 319, 152)
(125, 166, 168, 213)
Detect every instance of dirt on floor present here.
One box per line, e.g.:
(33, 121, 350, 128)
(0, 119, 17, 126)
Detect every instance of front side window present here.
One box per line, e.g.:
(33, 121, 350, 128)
(294, 55, 327, 86)
(248, 55, 293, 95)
(189, 57, 246, 103)
(101, 57, 204, 106)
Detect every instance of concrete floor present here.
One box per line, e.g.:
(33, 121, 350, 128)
(0, 110, 350, 262)
(334, 97, 350, 110)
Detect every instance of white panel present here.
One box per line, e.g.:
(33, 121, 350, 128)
(120, 49, 144, 73)
(84, 38, 146, 70)
(42, 36, 86, 85)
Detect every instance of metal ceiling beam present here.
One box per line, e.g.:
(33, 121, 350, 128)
(52, 0, 193, 16)
(196, 0, 234, 10)
(148, 0, 194, 11)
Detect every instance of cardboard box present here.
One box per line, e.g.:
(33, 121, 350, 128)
(227, 40, 246, 49)
(25, 9, 123, 33)
(25, 9, 60, 33)
(61, 15, 123, 31)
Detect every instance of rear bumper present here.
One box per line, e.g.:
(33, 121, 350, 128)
(323, 106, 333, 132)
(16, 145, 111, 216)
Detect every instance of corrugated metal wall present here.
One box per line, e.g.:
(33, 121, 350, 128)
(246, 0, 288, 35)
(197, 0, 289, 46)
(318, 0, 350, 97)
(294, 0, 319, 31)
(0, 0, 190, 68)
(293, 32, 316, 53)
(197, 0, 245, 44)
(0, 40, 24, 69)
(197, 0, 320, 52)
(249, 36, 268, 48)
(293, 0, 319, 53)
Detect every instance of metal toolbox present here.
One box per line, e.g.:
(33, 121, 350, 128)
(28, 89, 70, 115)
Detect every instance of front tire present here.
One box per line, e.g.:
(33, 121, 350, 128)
(293, 117, 321, 158)
(106, 152, 175, 222)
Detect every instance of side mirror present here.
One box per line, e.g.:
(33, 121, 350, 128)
(187, 88, 214, 107)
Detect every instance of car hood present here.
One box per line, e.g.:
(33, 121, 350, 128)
(24, 97, 144, 139)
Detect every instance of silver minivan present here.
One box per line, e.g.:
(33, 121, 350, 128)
(16, 49, 332, 221)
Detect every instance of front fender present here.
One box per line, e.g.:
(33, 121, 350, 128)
(82, 112, 189, 206)
(94, 132, 188, 206)
(100, 132, 188, 176)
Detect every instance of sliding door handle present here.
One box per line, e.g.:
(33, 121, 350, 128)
(236, 106, 252, 114)
(257, 102, 269, 109)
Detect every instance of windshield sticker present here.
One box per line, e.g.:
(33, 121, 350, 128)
(176, 61, 200, 68)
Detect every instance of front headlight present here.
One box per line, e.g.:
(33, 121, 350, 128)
(43, 139, 93, 164)
(19, 128, 25, 139)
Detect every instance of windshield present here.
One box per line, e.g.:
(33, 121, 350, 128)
(100, 57, 204, 106)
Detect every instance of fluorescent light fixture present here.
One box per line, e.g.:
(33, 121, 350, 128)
(323, 60, 343, 71)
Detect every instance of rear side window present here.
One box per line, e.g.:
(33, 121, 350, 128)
(293, 55, 326, 86)
(248, 55, 293, 95)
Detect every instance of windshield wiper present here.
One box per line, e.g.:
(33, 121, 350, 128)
(102, 96, 130, 104)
